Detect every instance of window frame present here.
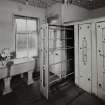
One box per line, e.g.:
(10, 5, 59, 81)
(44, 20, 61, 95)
(14, 15, 38, 58)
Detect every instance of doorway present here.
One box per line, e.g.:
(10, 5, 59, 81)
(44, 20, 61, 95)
(40, 24, 75, 99)
(65, 25, 75, 81)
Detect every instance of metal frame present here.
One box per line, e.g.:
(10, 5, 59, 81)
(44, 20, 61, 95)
(40, 24, 74, 99)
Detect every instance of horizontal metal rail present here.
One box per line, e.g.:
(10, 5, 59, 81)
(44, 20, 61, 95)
(48, 25, 73, 31)
(49, 47, 74, 50)
(49, 72, 74, 85)
(48, 38, 73, 40)
(49, 27, 73, 31)
(49, 58, 72, 67)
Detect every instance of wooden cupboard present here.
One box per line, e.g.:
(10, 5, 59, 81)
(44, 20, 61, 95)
(74, 17, 105, 101)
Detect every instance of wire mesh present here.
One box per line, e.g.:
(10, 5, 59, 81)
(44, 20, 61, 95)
(48, 25, 74, 85)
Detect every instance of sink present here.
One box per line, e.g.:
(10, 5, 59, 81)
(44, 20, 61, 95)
(10, 57, 35, 76)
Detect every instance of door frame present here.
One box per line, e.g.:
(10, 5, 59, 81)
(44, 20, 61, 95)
(40, 24, 49, 99)
(68, 20, 97, 96)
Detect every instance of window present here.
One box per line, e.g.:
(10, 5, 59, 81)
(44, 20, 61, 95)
(15, 15, 38, 58)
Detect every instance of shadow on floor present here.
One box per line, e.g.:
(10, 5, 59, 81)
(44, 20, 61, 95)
(0, 78, 105, 105)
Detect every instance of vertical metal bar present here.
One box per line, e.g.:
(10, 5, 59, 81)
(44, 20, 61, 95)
(61, 29, 62, 78)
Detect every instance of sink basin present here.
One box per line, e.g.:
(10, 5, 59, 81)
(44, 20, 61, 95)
(10, 58, 35, 76)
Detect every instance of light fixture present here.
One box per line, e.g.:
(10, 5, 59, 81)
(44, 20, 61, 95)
(47, 14, 59, 24)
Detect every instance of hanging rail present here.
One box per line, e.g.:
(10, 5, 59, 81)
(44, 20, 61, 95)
(49, 72, 74, 85)
(48, 24, 73, 30)
(49, 27, 73, 31)
(49, 46, 74, 50)
(49, 58, 72, 67)
(48, 38, 73, 40)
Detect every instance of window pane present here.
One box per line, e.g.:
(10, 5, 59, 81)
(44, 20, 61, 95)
(27, 19, 37, 31)
(16, 19, 26, 32)
(49, 29, 54, 49)
(15, 16, 38, 58)
(28, 33, 38, 57)
(16, 34, 28, 58)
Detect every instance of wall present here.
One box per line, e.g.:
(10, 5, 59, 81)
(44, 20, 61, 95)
(60, 4, 99, 96)
(61, 4, 90, 24)
(0, 0, 45, 52)
(90, 7, 105, 18)
(46, 4, 91, 24)
(47, 3, 105, 24)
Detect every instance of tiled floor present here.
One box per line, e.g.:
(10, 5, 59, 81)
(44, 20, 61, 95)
(0, 78, 105, 105)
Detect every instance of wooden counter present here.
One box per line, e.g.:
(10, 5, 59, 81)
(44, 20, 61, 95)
(10, 58, 35, 76)
(0, 57, 36, 95)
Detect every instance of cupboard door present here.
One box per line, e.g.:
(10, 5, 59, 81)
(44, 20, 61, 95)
(97, 22, 105, 100)
(40, 24, 49, 99)
(79, 23, 92, 93)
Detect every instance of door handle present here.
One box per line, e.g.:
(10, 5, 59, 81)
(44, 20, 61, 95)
(55, 53, 58, 55)
(81, 37, 87, 65)
(99, 83, 102, 88)
(98, 50, 101, 52)
(80, 47, 83, 50)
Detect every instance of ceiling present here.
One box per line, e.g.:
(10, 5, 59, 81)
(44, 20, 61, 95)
(72, 0, 105, 9)
(9, 0, 105, 9)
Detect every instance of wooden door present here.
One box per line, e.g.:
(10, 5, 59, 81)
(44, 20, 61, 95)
(40, 24, 49, 99)
(79, 23, 92, 93)
(97, 22, 105, 100)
